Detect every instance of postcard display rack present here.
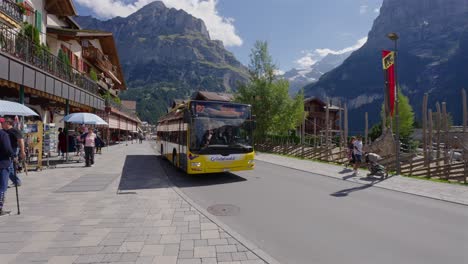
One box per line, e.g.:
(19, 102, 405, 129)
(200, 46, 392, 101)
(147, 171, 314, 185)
(24, 121, 43, 171)
(43, 124, 57, 167)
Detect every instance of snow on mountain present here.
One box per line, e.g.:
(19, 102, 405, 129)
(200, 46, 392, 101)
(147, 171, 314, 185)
(282, 51, 352, 95)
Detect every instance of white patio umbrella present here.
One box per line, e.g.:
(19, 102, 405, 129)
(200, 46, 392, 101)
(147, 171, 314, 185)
(63, 112, 108, 125)
(0, 100, 38, 116)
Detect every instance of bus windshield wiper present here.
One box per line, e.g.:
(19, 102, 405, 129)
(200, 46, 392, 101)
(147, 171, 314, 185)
(229, 143, 252, 151)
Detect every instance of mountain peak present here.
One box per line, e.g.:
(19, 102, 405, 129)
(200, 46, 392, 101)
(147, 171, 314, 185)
(126, 1, 210, 39)
(143, 0, 167, 10)
(304, 0, 468, 129)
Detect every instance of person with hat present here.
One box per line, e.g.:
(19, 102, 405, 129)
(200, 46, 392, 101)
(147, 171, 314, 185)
(0, 117, 25, 187)
(0, 118, 14, 215)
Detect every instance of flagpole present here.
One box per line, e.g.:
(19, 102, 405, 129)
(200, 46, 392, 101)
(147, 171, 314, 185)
(388, 32, 400, 175)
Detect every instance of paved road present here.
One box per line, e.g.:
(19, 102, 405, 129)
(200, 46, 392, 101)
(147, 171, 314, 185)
(162, 158, 468, 264)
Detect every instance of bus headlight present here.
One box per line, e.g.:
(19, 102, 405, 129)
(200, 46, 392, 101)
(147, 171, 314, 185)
(248, 159, 254, 164)
(191, 162, 201, 167)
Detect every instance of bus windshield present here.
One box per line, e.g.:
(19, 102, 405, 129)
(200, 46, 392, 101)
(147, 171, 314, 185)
(189, 101, 253, 153)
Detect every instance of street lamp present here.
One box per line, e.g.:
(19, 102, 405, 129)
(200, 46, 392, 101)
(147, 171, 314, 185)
(387, 32, 400, 175)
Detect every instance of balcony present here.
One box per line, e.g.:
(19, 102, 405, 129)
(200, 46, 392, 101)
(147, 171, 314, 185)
(82, 45, 120, 83)
(0, 25, 99, 95)
(0, 0, 23, 25)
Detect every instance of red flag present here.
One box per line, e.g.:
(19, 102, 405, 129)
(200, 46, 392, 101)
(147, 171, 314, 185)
(382, 50, 396, 117)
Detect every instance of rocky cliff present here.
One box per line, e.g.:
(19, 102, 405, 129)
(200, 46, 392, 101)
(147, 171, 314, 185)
(75, 1, 248, 123)
(304, 0, 468, 131)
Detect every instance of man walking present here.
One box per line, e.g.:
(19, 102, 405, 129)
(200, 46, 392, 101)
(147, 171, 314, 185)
(353, 135, 363, 175)
(1, 117, 25, 187)
(0, 120, 14, 215)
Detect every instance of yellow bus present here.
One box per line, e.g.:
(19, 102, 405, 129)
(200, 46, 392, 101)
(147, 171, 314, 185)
(156, 99, 255, 174)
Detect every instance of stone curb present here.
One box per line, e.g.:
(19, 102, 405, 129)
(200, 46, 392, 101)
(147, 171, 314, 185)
(171, 187, 281, 264)
(255, 153, 468, 207)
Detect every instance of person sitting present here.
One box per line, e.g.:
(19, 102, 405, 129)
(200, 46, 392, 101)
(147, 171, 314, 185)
(202, 130, 213, 147)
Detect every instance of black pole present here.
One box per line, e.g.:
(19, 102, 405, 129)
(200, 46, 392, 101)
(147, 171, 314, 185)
(14, 166, 20, 214)
(65, 100, 69, 162)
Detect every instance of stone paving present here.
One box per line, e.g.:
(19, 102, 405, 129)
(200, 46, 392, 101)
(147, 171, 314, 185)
(0, 143, 267, 264)
(255, 152, 468, 205)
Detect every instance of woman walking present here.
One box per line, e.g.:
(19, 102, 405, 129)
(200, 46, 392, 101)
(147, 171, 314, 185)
(82, 127, 97, 167)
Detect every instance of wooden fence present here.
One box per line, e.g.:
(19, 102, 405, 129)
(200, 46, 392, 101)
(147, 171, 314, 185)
(255, 141, 468, 184)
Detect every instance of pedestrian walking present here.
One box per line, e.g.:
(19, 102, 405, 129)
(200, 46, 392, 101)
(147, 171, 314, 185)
(353, 135, 363, 175)
(138, 133, 143, 144)
(1, 117, 25, 187)
(81, 127, 97, 167)
(345, 136, 356, 168)
(0, 122, 14, 216)
(58, 127, 66, 158)
(95, 133, 105, 154)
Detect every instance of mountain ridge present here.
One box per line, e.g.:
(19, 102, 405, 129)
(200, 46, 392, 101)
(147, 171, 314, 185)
(75, 1, 248, 123)
(304, 0, 468, 130)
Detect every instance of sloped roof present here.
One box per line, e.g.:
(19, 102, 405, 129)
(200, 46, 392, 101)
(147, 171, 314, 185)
(191, 91, 234, 102)
(45, 0, 77, 16)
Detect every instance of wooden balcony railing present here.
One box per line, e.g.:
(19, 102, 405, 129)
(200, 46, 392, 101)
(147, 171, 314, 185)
(82, 46, 118, 77)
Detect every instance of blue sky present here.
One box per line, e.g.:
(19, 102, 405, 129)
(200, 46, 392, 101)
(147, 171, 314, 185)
(74, 0, 382, 72)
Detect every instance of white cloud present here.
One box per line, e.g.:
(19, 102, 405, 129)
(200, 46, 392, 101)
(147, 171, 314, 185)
(295, 50, 318, 69)
(274, 69, 285, 76)
(75, 0, 243, 47)
(374, 8, 380, 13)
(294, 37, 367, 69)
(359, 5, 368, 14)
(315, 37, 368, 57)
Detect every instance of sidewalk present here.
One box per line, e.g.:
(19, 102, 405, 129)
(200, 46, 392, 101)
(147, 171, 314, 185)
(255, 152, 468, 205)
(0, 143, 268, 264)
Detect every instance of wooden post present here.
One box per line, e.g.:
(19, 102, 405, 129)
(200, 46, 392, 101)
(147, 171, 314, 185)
(442, 102, 449, 179)
(338, 101, 343, 161)
(428, 109, 433, 178)
(344, 103, 348, 144)
(301, 111, 305, 159)
(422, 93, 428, 165)
(313, 117, 317, 148)
(436, 102, 441, 160)
(325, 98, 330, 147)
(365, 112, 369, 145)
(435, 102, 442, 176)
(463, 89, 467, 133)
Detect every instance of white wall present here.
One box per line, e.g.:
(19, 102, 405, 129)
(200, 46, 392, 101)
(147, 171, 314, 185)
(28, 0, 46, 44)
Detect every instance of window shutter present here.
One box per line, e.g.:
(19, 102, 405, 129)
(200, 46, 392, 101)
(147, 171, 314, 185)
(35, 11, 42, 32)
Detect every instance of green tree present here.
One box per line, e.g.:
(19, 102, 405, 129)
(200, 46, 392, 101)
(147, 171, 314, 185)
(383, 88, 415, 142)
(369, 123, 382, 142)
(235, 41, 304, 140)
